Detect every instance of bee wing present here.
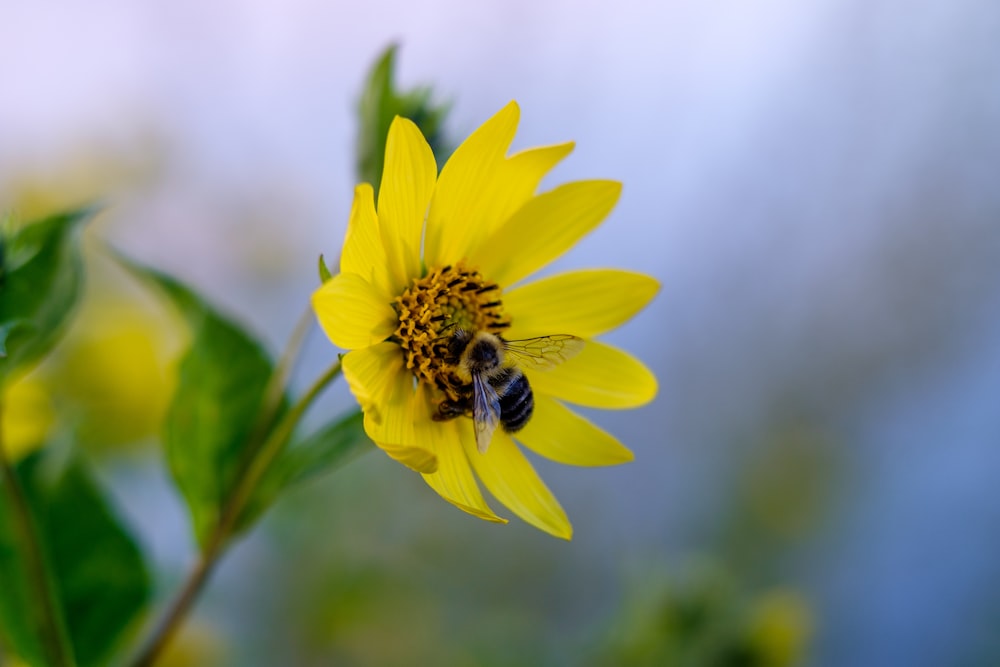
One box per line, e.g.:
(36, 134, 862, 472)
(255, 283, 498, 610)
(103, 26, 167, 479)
(502, 334, 585, 372)
(471, 373, 502, 454)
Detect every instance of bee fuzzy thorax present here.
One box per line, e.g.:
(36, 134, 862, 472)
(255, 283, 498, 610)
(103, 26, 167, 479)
(459, 331, 506, 377)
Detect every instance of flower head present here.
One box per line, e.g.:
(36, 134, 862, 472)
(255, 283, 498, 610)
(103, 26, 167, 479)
(313, 101, 657, 538)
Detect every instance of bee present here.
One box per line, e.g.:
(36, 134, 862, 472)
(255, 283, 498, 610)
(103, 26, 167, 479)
(435, 329, 585, 453)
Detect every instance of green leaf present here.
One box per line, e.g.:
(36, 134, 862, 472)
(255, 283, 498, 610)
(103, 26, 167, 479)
(0, 452, 150, 667)
(115, 254, 275, 547)
(280, 410, 371, 487)
(318, 254, 333, 284)
(0, 495, 63, 667)
(0, 208, 95, 385)
(240, 410, 372, 528)
(356, 44, 451, 195)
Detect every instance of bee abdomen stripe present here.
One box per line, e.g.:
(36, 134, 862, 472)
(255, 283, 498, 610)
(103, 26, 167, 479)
(501, 395, 533, 432)
(497, 374, 530, 405)
(498, 374, 533, 432)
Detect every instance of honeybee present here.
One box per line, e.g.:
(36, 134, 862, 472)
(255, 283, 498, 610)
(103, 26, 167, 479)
(435, 329, 585, 453)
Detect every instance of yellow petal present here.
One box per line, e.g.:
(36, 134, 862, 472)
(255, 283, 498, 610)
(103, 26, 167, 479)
(491, 142, 576, 234)
(424, 101, 520, 268)
(417, 388, 506, 523)
(517, 395, 633, 466)
(341, 343, 403, 416)
(362, 362, 413, 443)
(505, 269, 660, 339)
(377, 439, 439, 474)
(529, 341, 657, 409)
(459, 141, 576, 264)
(377, 116, 437, 294)
(361, 367, 437, 473)
(340, 183, 391, 296)
(311, 273, 397, 350)
(471, 180, 622, 287)
(483, 141, 575, 232)
(465, 431, 572, 540)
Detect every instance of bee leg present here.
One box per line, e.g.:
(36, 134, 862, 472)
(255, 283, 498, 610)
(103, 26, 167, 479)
(434, 399, 468, 422)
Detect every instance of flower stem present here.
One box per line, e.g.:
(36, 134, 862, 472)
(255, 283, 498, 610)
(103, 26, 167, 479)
(218, 358, 343, 541)
(128, 358, 343, 667)
(125, 548, 216, 667)
(245, 306, 315, 453)
(0, 398, 76, 667)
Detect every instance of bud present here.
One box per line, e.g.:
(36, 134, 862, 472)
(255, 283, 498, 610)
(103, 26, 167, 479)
(356, 44, 451, 196)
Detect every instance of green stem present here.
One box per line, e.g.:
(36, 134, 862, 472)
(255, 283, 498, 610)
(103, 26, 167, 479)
(128, 358, 343, 667)
(217, 358, 343, 540)
(245, 306, 315, 454)
(0, 399, 76, 667)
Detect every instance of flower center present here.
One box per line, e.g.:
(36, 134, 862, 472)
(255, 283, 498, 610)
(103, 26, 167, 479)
(394, 261, 511, 401)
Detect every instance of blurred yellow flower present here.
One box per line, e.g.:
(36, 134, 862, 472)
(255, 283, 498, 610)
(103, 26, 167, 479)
(312, 102, 657, 538)
(2, 374, 54, 460)
(748, 590, 813, 667)
(56, 299, 177, 449)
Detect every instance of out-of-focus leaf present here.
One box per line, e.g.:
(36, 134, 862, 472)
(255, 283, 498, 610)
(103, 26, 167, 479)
(115, 254, 275, 547)
(279, 410, 371, 487)
(0, 498, 60, 667)
(0, 451, 150, 667)
(167, 317, 272, 546)
(240, 410, 372, 529)
(0, 208, 95, 384)
(356, 44, 451, 194)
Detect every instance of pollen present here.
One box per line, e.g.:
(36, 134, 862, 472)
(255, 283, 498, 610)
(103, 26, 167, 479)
(394, 261, 511, 400)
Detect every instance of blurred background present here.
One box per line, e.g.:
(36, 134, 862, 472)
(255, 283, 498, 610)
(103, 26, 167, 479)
(3, 0, 1000, 665)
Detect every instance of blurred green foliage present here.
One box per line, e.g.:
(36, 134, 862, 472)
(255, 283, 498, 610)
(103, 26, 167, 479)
(0, 209, 94, 383)
(596, 561, 811, 667)
(0, 210, 150, 667)
(0, 205, 375, 666)
(356, 45, 451, 194)
(0, 451, 149, 667)
(246, 410, 372, 527)
(119, 256, 278, 547)
(117, 252, 372, 549)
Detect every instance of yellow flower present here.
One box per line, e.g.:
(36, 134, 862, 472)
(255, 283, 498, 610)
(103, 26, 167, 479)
(747, 591, 813, 667)
(56, 298, 177, 449)
(2, 374, 55, 460)
(312, 101, 658, 538)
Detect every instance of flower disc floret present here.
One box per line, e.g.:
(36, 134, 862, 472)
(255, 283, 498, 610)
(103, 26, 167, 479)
(394, 262, 510, 403)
